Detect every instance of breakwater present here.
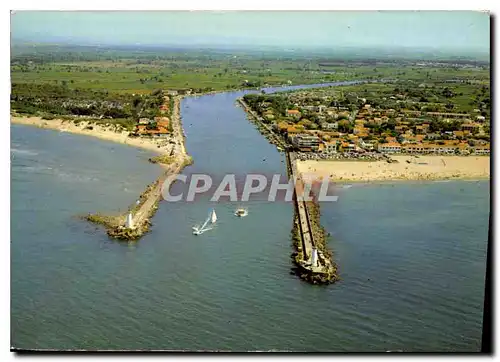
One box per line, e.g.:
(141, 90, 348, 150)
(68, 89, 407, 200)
(287, 152, 339, 284)
(86, 95, 192, 240)
(239, 97, 338, 284)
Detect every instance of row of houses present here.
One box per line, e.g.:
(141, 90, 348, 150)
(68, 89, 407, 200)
(288, 132, 374, 154)
(285, 127, 490, 156)
(378, 141, 490, 155)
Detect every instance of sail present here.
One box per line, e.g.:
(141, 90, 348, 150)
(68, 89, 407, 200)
(211, 209, 217, 223)
(200, 216, 210, 230)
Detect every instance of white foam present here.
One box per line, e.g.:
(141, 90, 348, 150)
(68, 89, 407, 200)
(11, 148, 39, 156)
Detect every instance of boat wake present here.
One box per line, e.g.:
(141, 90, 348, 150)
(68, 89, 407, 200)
(193, 209, 217, 235)
(234, 207, 248, 217)
(11, 148, 39, 156)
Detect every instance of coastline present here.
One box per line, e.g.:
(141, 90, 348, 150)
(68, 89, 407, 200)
(11, 116, 170, 156)
(18, 94, 192, 241)
(297, 155, 490, 183)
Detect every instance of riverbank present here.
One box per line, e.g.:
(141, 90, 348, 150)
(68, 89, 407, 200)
(297, 155, 490, 183)
(11, 116, 172, 156)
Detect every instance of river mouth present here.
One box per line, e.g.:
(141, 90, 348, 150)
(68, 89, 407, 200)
(11, 82, 489, 351)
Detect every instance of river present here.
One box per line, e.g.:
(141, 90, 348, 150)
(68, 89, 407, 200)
(11, 82, 489, 351)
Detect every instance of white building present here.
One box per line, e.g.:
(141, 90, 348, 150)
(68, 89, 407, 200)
(359, 139, 374, 151)
(324, 141, 338, 154)
(377, 142, 401, 153)
(321, 121, 338, 130)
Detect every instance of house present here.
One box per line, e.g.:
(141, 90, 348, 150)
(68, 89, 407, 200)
(403, 142, 460, 155)
(476, 116, 486, 122)
(324, 141, 338, 154)
(136, 124, 170, 138)
(378, 142, 401, 153)
(415, 125, 426, 134)
(402, 144, 426, 154)
(428, 144, 456, 154)
(456, 142, 471, 155)
(286, 109, 302, 119)
(150, 127, 170, 138)
(426, 112, 470, 119)
(343, 143, 356, 152)
(461, 123, 480, 131)
(353, 126, 366, 135)
(395, 125, 407, 133)
(359, 139, 374, 151)
(138, 118, 151, 125)
(473, 145, 490, 155)
(156, 117, 170, 129)
(290, 134, 321, 152)
(274, 121, 290, 133)
(135, 124, 147, 134)
(401, 135, 418, 144)
(263, 111, 275, 121)
(426, 132, 441, 140)
(167, 90, 178, 96)
(321, 121, 338, 130)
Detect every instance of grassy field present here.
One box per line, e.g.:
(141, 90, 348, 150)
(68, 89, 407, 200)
(11, 61, 490, 95)
(11, 44, 490, 94)
(10, 44, 490, 125)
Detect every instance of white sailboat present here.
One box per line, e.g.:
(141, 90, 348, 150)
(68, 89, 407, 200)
(193, 209, 217, 235)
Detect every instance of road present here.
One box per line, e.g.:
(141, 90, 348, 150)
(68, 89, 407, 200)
(131, 95, 188, 228)
(288, 152, 314, 261)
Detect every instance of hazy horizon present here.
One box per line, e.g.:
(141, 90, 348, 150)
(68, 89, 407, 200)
(11, 11, 490, 55)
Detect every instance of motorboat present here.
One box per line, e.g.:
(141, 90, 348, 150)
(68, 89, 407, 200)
(234, 208, 248, 217)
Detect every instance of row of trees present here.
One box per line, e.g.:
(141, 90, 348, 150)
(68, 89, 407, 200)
(11, 82, 164, 121)
(243, 94, 291, 117)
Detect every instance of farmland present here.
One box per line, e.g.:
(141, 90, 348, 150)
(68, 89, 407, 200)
(10, 43, 490, 124)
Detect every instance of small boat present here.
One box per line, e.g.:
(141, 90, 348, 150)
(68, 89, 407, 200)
(193, 209, 217, 235)
(234, 208, 248, 217)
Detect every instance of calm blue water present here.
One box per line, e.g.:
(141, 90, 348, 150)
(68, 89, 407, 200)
(11, 85, 489, 352)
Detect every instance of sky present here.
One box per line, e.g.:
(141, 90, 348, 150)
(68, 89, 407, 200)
(10, 11, 490, 53)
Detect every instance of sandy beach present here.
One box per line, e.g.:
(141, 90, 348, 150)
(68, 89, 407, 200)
(11, 116, 173, 156)
(297, 155, 490, 182)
